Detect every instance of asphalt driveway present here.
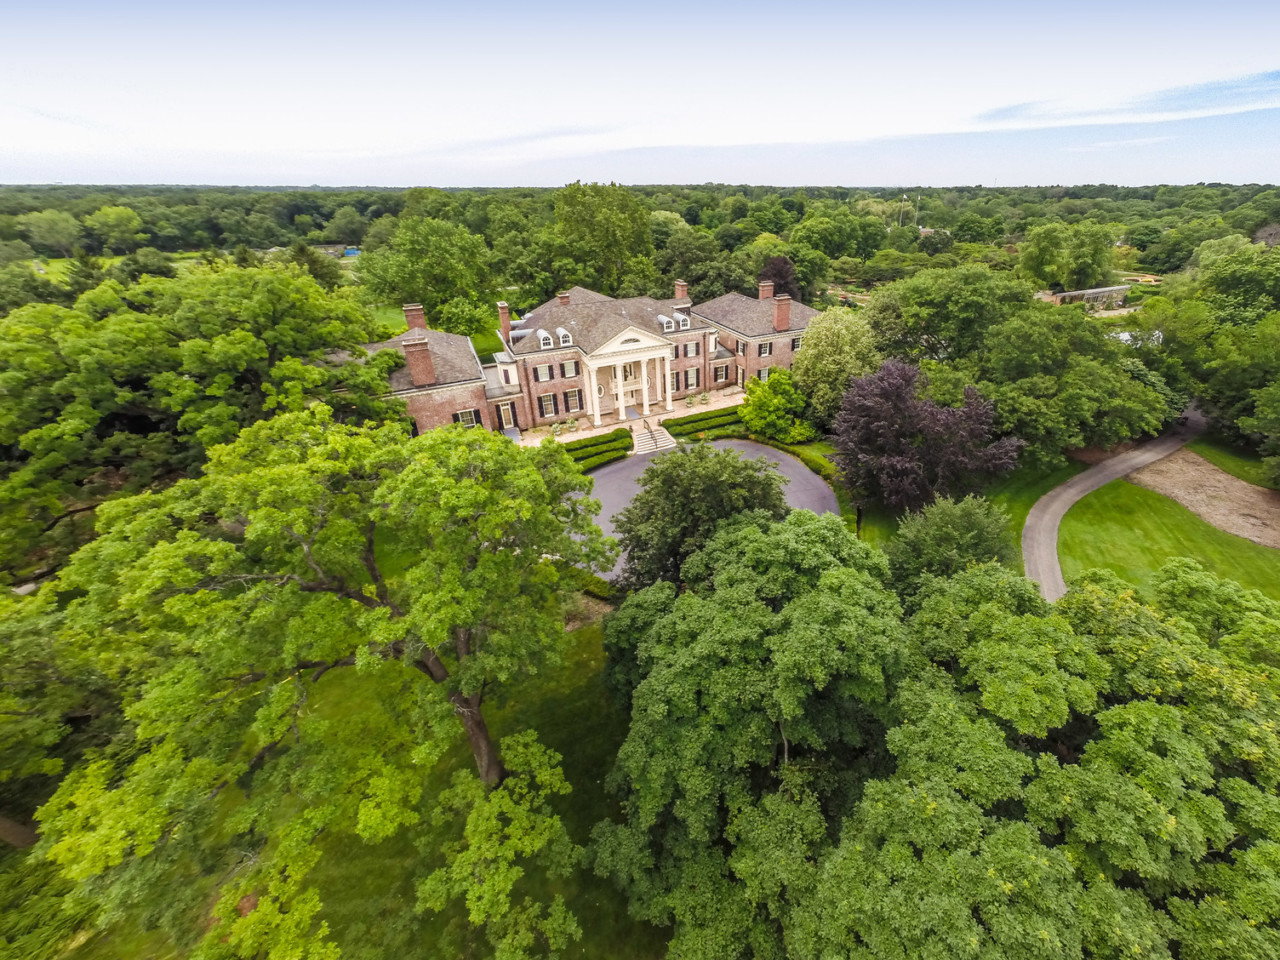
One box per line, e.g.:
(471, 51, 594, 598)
(588, 439, 840, 578)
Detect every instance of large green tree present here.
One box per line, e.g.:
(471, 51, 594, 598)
(790, 306, 882, 428)
(83, 205, 147, 254)
(16, 210, 82, 258)
(1019, 220, 1117, 292)
(552, 182, 652, 294)
(612, 443, 789, 590)
(0, 265, 398, 581)
(33, 410, 613, 959)
(355, 216, 493, 331)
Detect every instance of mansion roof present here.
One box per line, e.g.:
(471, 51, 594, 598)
(360, 329, 483, 392)
(692, 292, 819, 339)
(509, 289, 707, 357)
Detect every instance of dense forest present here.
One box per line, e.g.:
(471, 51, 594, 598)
(2, 180, 1280, 960)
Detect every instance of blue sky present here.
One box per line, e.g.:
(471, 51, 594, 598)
(3, 0, 1279, 186)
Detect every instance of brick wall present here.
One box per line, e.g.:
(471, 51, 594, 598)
(405, 381, 492, 433)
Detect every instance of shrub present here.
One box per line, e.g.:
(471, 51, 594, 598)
(577, 449, 628, 472)
(564, 428, 633, 461)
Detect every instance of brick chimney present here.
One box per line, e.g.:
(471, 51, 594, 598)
(773, 294, 791, 332)
(402, 334, 436, 386)
(557, 291, 571, 305)
(674, 279, 688, 299)
(403, 303, 426, 330)
(497, 301, 511, 343)
(758, 280, 774, 301)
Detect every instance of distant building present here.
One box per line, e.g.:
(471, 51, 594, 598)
(1036, 285, 1130, 308)
(356, 281, 819, 436)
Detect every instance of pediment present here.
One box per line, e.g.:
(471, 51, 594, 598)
(591, 326, 670, 356)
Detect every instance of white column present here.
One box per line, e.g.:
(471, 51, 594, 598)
(614, 361, 626, 422)
(662, 354, 673, 411)
(642, 356, 652, 415)
(588, 364, 602, 427)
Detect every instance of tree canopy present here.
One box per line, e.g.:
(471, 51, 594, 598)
(789, 305, 881, 428)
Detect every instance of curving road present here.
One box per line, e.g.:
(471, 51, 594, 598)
(1022, 410, 1206, 601)
(590, 439, 839, 578)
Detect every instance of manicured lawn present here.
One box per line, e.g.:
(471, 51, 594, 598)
(1186, 434, 1276, 490)
(1059, 479, 1280, 601)
(983, 462, 1089, 573)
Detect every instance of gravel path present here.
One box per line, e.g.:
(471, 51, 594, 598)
(590, 440, 839, 578)
(1022, 411, 1206, 602)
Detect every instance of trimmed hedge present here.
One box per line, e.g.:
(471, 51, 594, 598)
(661, 405, 743, 433)
(667, 412, 743, 438)
(564, 428, 633, 462)
(577, 449, 628, 472)
(564, 427, 630, 454)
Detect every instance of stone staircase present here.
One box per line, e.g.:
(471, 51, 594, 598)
(631, 425, 678, 456)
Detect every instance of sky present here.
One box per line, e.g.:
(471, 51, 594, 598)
(4, 0, 1280, 187)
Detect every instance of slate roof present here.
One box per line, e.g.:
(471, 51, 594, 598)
(357, 329, 484, 392)
(510, 290, 710, 357)
(692, 292, 819, 338)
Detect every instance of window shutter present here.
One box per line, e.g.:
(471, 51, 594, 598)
(451, 412, 461, 423)
(532, 366, 541, 383)
(473, 409, 482, 426)
(559, 362, 566, 378)
(552, 394, 560, 415)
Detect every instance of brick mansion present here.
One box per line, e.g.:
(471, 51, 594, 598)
(364, 280, 818, 435)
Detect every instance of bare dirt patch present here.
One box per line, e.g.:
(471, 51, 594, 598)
(1128, 449, 1280, 549)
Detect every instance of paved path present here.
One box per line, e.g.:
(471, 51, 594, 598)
(590, 439, 839, 578)
(1023, 411, 1206, 601)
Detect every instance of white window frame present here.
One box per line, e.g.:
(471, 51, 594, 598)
(565, 389, 582, 413)
(684, 341, 699, 358)
(684, 368, 700, 390)
(562, 359, 579, 377)
(791, 336, 802, 351)
(758, 341, 773, 358)
(661, 317, 674, 332)
(539, 333, 553, 349)
(537, 393, 556, 417)
(714, 364, 728, 383)
(670, 371, 680, 394)
(456, 409, 479, 426)
(623, 362, 636, 380)
(759, 366, 771, 382)
(534, 363, 553, 382)
(736, 339, 746, 356)
(679, 315, 690, 330)
(559, 332, 572, 346)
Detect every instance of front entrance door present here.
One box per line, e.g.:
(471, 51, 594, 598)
(498, 403, 516, 429)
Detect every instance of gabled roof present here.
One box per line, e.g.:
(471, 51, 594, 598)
(510, 290, 710, 357)
(359, 329, 484, 392)
(692, 292, 819, 338)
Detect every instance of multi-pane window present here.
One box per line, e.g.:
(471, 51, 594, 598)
(534, 364, 554, 382)
(537, 394, 557, 417)
(684, 341, 699, 358)
(758, 342, 773, 357)
(671, 345, 680, 360)
(670, 372, 680, 394)
(678, 314, 690, 330)
(758, 367, 771, 382)
(714, 364, 728, 383)
(539, 334, 553, 349)
(736, 340, 746, 356)
(564, 389, 583, 413)
(791, 336, 802, 351)
(561, 360, 579, 378)
(454, 409, 479, 426)
(559, 332, 572, 346)
(684, 368, 700, 390)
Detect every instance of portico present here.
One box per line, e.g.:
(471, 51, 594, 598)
(584, 330, 675, 426)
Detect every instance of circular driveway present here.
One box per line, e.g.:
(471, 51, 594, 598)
(588, 440, 840, 577)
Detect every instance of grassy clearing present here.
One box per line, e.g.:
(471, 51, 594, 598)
(1186, 434, 1276, 490)
(1059, 479, 1280, 601)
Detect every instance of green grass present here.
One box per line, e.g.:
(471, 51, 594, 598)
(1186, 434, 1276, 490)
(1060, 479, 1280, 601)
(982, 462, 1090, 573)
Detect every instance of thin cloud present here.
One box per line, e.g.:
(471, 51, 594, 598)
(975, 69, 1280, 129)
(1063, 136, 1175, 153)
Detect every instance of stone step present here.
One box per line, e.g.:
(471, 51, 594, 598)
(631, 426, 678, 456)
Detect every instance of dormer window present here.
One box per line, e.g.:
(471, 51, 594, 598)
(677, 312, 690, 330)
(661, 317, 674, 332)
(559, 332, 572, 346)
(538, 330, 553, 349)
